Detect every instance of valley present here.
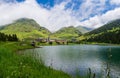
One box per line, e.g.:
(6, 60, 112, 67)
(0, 18, 120, 78)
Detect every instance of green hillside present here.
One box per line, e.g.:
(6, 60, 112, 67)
(0, 18, 51, 40)
(76, 26, 92, 34)
(88, 19, 120, 34)
(79, 19, 120, 44)
(52, 26, 82, 40)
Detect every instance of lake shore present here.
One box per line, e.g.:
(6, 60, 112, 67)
(78, 42, 120, 46)
(36, 41, 120, 47)
(0, 42, 71, 78)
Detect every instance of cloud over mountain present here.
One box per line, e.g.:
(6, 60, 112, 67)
(0, 0, 120, 31)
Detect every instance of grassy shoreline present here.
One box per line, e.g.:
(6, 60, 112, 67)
(0, 42, 71, 78)
(1, 41, 117, 78)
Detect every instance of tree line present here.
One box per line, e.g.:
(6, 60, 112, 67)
(82, 19, 120, 44)
(0, 32, 18, 41)
(83, 29, 120, 44)
(88, 19, 120, 35)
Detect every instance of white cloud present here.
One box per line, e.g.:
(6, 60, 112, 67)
(0, 0, 80, 31)
(80, 7, 120, 28)
(0, 0, 120, 32)
(76, 0, 106, 20)
(110, 0, 120, 5)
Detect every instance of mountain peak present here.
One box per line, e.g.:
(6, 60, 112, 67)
(53, 26, 82, 40)
(15, 18, 35, 23)
(0, 18, 51, 39)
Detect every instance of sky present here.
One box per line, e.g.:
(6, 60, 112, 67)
(0, 0, 120, 31)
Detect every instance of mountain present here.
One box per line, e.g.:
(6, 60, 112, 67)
(52, 26, 82, 40)
(88, 19, 120, 35)
(76, 26, 92, 34)
(0, 18, 51, 40)
(79, 19, 120, 44)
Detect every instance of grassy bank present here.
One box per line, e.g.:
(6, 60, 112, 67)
(0, 42, 71, 78)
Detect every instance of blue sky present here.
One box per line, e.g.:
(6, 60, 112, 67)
(16, 0, 120, 16)
(0, 0, 120, 31)
(15, 0, 120, 18)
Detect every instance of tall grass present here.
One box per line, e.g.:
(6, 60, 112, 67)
(0, 42, 71, 78)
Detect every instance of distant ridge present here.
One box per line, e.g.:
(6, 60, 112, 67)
(76, 26, 92, 34)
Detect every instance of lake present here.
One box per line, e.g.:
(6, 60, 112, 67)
(22, 45, 120, 78)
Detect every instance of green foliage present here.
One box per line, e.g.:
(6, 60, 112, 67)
(86, 28, 120, 44)
(0, 32, 18, 41)
(0, 18, 51, 40)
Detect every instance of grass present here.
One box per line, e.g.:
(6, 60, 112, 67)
(0, 42, 71, 78)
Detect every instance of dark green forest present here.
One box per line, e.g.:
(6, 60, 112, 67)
(80, 19, 120, 44)
(0, 32, 18, 41)
(86, 28, 120, 44)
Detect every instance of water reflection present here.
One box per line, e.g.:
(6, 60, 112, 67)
(23, 45, 120, 78)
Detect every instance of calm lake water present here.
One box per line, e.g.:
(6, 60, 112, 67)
(23, 45, 120, 78)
